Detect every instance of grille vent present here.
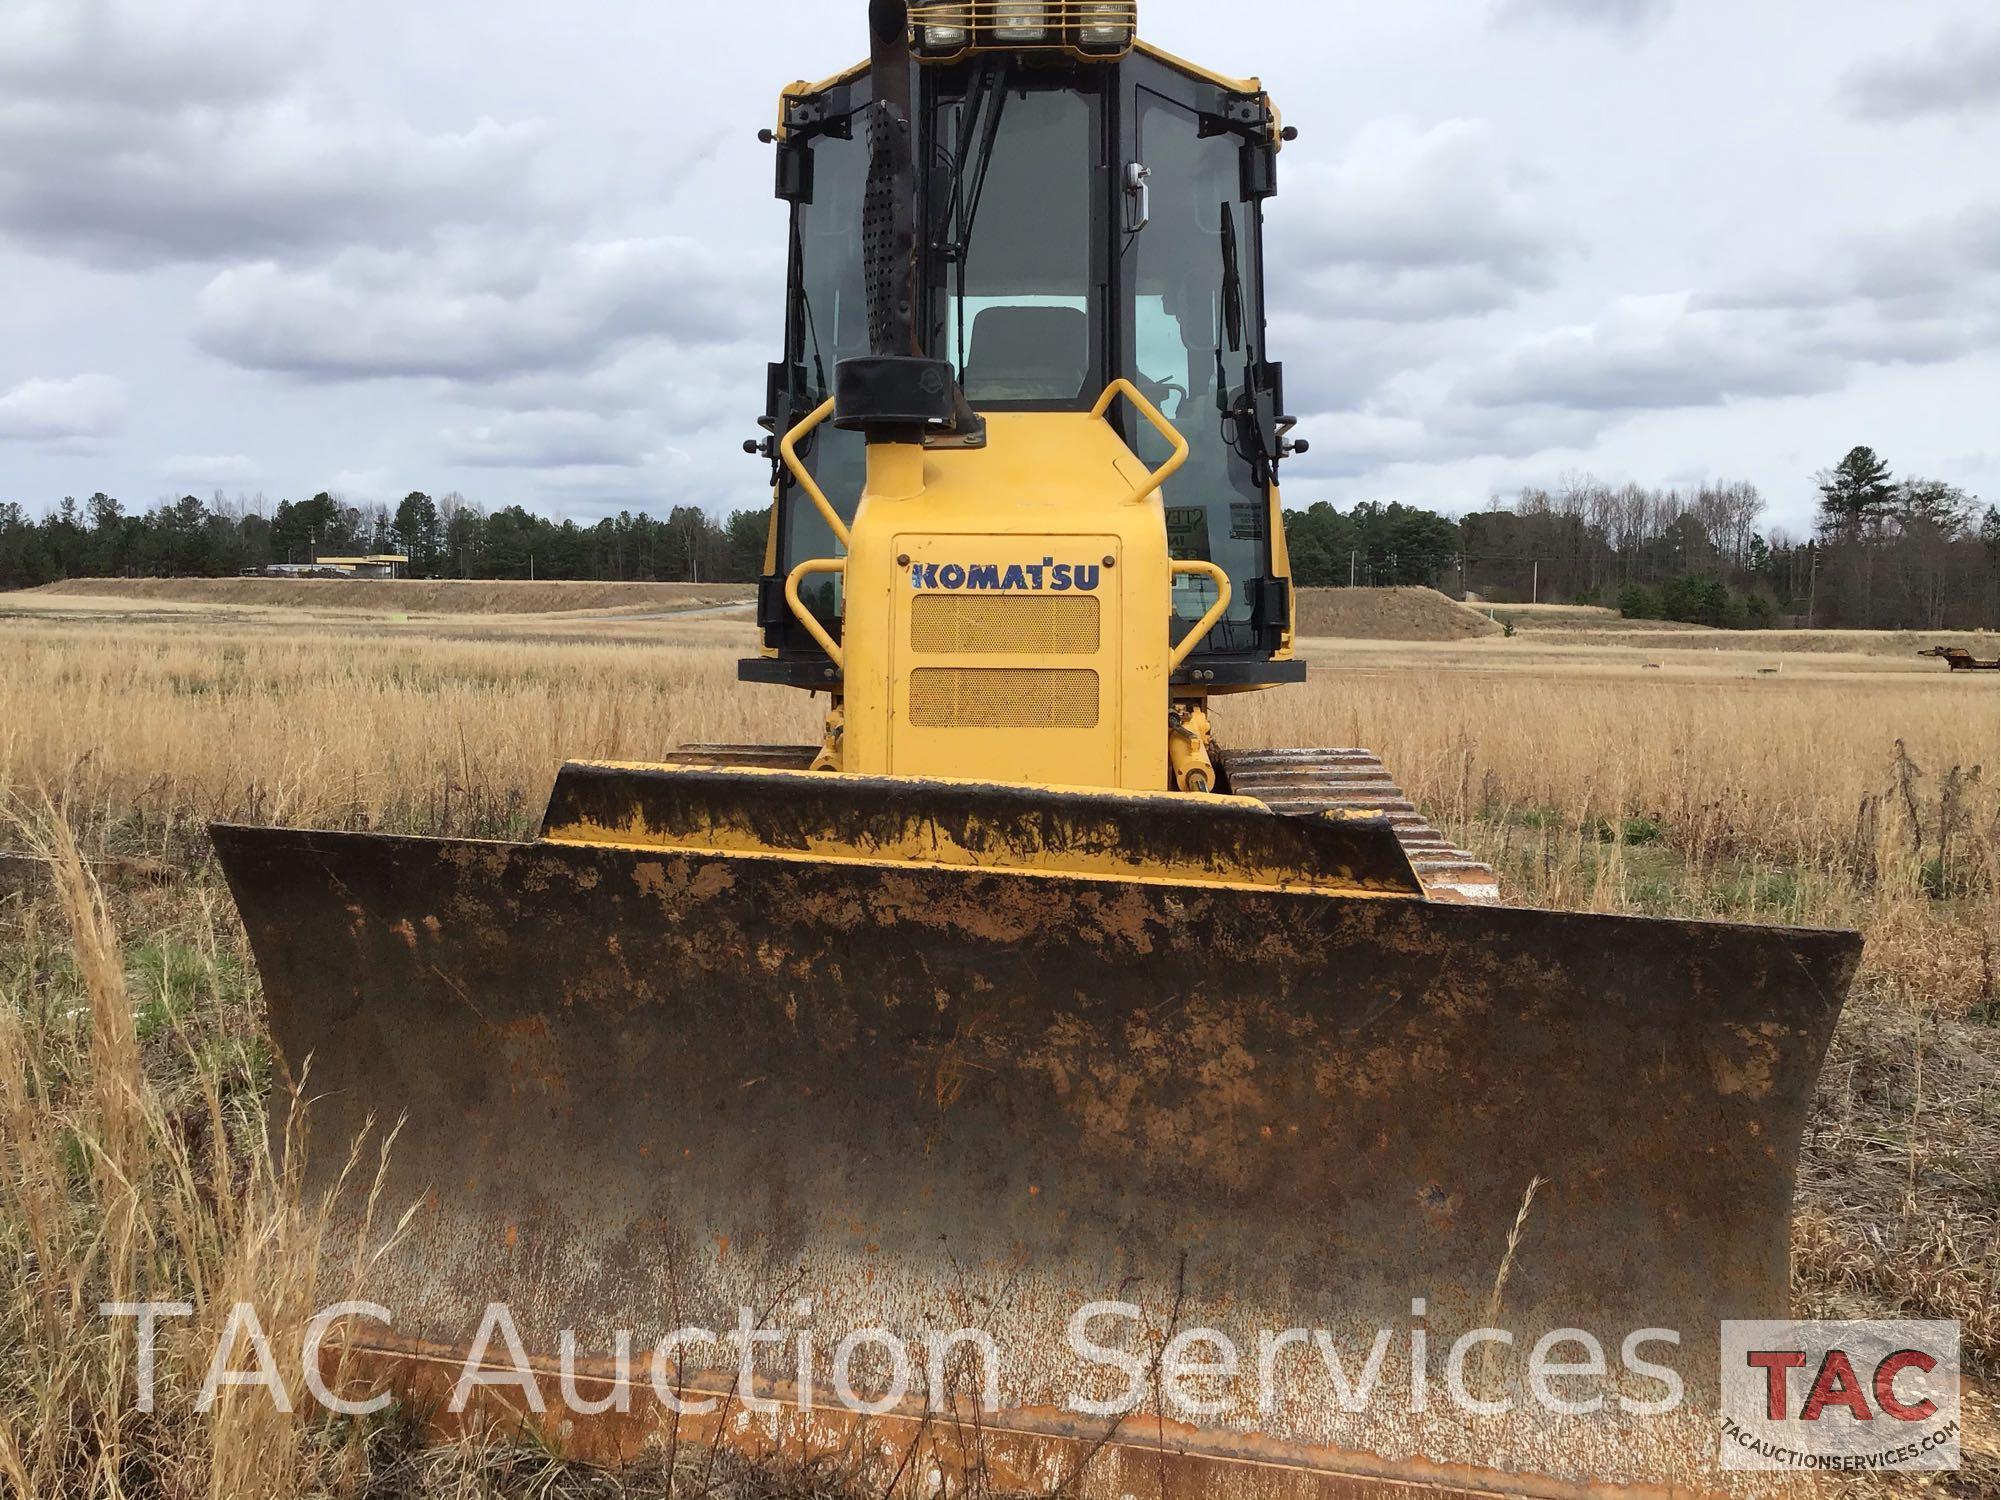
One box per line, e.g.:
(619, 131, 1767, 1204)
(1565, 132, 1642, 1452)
(910, 594, 1101, 655)
(909, 668, 1100, 729)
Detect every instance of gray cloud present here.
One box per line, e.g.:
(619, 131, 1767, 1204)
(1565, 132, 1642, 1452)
(1839, 20, 2001, 122)
(0, 373, 127, 443)
(0, 0, 555, 267)
(1453, 246, 1994, 434)
(1456, 294, 1846, 413)
(0, 100, 551, 269)
(1284, 386, 1609, 480)
(440, 411, 655, 472)
(1298, 216, 1997, 483)
(0, 0, 309, 112)
(194, 235, 773, 384)
(1271, 118, 1564, 325)
(1491, 0, 1672, 35)
(1262, 115, 1575, 469)
(1697, 203, 1999, 366)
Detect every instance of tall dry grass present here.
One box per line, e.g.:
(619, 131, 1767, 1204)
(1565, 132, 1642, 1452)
(1236, 669, 1997, 1000)
(0, 621, 819, 847)
(0, 800, 421, 1499)
(20, 579, 755, 618)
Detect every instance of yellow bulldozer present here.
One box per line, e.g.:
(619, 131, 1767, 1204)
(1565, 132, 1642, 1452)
(213, 4, 1861, 1494)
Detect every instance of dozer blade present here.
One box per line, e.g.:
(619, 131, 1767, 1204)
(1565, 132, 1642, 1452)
(211, 770, 1857, 1500)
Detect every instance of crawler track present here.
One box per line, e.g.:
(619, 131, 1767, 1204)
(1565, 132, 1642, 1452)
(1215, 748, 1501, 903)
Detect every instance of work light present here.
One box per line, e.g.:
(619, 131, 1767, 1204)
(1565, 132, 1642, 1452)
(914, 2, 972, 51)
(1074, 2, 1135, 50)
(991, 1, 1050, 42)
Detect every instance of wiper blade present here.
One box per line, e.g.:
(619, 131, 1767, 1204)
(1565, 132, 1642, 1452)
(1218, 202, 1245, 353)
(941, 58, 1009, 264)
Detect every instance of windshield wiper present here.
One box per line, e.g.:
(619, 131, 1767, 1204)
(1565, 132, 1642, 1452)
(941, 60, 1009, 262)
(938, 60, 1010, 371)
(1216, 202, 1277, 480)
(1219, 202, 1245, 355)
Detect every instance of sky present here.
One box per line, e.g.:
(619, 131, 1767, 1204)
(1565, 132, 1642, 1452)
(0, 0, 1994, 537)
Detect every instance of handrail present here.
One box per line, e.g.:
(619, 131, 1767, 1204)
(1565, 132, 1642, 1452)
(777, 397, 850, 549)
(1091, 379, 1190, 507)
(1168, 560, 1233, 674)
(784, 559, 847, 672)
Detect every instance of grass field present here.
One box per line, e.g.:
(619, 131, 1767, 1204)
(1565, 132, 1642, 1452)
(0, 586, 1994, 1498)
(20, 577, 758, 617)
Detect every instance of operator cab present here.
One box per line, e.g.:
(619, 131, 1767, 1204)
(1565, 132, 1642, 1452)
(747, 5, 1303, 691)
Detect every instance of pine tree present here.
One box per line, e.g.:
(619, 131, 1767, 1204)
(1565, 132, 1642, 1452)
(1815, 447, 1895, 542)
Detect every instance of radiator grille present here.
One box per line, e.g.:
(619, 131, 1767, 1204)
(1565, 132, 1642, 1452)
(909, 594, 1101, 655)
(909, 668, 1100, 729)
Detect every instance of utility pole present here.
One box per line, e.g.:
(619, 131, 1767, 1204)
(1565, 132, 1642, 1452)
(1349, 550, 1357, 587)
(1532, 560, 1539, 604)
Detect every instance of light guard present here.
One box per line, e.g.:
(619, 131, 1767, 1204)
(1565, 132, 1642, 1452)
(907, 2, 1138, 61)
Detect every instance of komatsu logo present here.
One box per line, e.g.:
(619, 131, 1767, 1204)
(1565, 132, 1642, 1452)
(909, 559, 1102, 592)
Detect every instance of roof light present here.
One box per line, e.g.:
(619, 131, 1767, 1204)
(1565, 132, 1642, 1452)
(919, 21, 971, 51)
(909, 1, 1135, 59)
(1074, 3, 1135, 51)
(991, 1, 1050, 43)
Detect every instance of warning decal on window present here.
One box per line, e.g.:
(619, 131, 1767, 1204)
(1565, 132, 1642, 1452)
(1165, 507, 1211, 560)
(1230, 502, 1267, 541)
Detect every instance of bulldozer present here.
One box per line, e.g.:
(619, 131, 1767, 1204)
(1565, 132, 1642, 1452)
(213, 5, 1861, 1494)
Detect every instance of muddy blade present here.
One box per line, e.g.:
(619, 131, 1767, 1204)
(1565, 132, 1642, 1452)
(212, 823, 1856, 1498)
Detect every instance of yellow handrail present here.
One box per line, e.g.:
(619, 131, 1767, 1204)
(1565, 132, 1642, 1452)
(1168, 560, 1232, 674)
(777, 397, 850, 549)
(784, 559, 847, 672)
(1091, 379, 1190, 507)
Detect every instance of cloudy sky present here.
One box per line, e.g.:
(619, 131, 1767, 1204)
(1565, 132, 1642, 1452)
(1, 0, 1994, 535)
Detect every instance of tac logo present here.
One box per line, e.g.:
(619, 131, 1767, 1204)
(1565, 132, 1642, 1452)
(908, 560, 1101, 593)
(1719, 1320, 1960, 1472)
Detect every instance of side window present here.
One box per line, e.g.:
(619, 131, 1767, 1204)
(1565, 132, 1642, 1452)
(780, 117, 869, 619)
(1132, 90, 1268, 627)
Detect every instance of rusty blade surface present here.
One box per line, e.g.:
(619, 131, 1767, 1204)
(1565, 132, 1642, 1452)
(210, 822, 1857, 1497)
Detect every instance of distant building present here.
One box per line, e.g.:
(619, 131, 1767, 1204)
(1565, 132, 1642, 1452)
(303, 554, 410, 579)
(243, 564, 350, 578)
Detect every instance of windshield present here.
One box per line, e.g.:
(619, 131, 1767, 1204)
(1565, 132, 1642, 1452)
(933, 83, 1098, 406)
(1129, 88, 1267, 627)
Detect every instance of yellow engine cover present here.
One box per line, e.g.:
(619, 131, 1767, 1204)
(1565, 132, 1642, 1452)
(840, 412, 1175, 790)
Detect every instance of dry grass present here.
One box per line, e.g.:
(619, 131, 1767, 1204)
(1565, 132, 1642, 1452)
(0, 618, 817, 851)
(22, 580, 756, 618)
(0, 603, 1994, 1498)
(0, 800, 409, 1499)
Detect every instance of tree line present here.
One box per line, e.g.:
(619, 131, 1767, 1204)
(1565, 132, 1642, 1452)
(4, 446, 1994, 630)
(0, 490, 772, 588)
(1283, 449, 1996, 630)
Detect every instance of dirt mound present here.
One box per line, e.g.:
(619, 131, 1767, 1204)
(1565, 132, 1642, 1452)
(1293, 587, 1504, 641)
(28, 578, 755, 617)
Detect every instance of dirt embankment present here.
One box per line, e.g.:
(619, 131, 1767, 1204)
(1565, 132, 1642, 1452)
(26, 578, 756, 616)
(1293, 587, 1504, 641)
